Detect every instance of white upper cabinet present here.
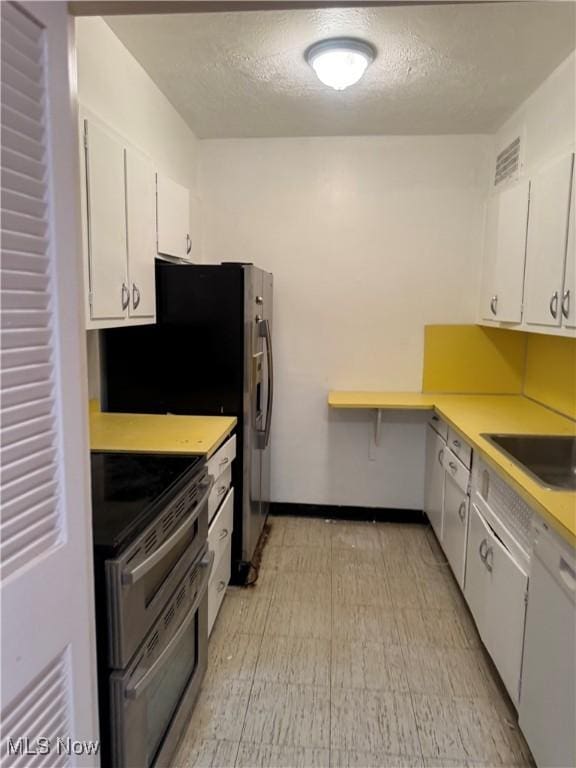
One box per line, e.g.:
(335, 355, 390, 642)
(83, 118, 127, 322)
(156, 174, 191, 261)
(479, 180, 529, 324)
(126, 147, 156, 318)
(81, 113, 156, 329)
(561, 158, 575, 329)
(524, 152, 574, 328)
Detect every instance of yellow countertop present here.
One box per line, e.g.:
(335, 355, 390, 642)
(90, 409, 237, 458)
(329, 391, 576, 546)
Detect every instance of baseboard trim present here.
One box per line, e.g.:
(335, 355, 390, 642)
(269, 502, 427, 525)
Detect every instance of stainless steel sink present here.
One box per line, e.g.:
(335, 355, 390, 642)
(482, 434, 576, 491)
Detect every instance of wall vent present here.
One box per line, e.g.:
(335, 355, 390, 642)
(494, 136, 521, 186)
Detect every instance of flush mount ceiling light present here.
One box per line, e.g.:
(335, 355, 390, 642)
(306, 38, 376, 91)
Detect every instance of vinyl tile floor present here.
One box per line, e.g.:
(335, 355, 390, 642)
(172, 517, 534, 768)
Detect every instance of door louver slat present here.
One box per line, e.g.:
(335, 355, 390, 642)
(1, 1, 62, 581)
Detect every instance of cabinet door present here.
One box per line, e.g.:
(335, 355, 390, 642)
(562, 163, 576, 328)
(424, 426, 445, 542)
(84, 119, 127, 320)
(483, 523, 528, 707)
(443, 474, 469, 589)
(465, 505, 527, 707)
(519, 528, 576, 768)
(480, 181, 530, 323)
(156, 173, 190, 260)
(464, 504, 491, 644)
(524, 152, 574, 327)
(479, 194, 499, 321)
(126, 148, 156, 318)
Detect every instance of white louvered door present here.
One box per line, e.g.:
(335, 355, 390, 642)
(1, 3, 99, 765)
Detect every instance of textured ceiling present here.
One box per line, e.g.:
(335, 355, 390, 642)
(105, 3, 575, 138)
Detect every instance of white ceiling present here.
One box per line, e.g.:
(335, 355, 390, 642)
(105, 3, 575, 139)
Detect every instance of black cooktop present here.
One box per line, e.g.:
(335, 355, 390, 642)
(90, 452, 203, 556)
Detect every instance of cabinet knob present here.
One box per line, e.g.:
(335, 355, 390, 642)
(121, 282, 130, 310)
(549, 291, 559, 319)
(458, 501, 466, 522)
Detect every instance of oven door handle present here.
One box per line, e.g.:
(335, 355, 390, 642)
(121, 478, 214, 587)
(125, 549, 214, 701)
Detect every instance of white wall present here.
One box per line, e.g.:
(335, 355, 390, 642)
(76, 17, 202, 400)
(200, 136, 491, 507)
(495, 51, 575, 175)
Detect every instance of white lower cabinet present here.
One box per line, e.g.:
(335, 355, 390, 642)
(442, 451, 469, 589)
(207, 440, 236, 636)
(208, 540, 232, 636)
(465, 503, 528, 707)
(519, 521, 576, 768)
(424, 424, 446, 542)
(208, 488, 234, 572)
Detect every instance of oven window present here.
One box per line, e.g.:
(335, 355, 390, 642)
(147, 614, 198, 766)
(143, 520, 199, 608)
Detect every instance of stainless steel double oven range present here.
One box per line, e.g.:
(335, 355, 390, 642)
(90, 451, 213, 768)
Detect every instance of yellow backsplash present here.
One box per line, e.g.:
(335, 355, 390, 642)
(422, 325, 576, 421)
(524, 334, 576, 420)
(422, 325, 526, 394)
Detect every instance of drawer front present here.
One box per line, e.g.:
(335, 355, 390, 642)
(208, 539, 231, 635)
(208, 487, 234, 567)
(443, 448, 470, 494)
(208, 465, 232, 524)
(447, 428, 472, 468)
(429, 413, 448, 441)
(207, 434, 236, 482)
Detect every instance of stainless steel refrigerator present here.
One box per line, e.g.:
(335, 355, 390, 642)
(101, 262, 273, 583)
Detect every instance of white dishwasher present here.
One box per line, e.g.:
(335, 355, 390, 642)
(519, 520, 576, 768)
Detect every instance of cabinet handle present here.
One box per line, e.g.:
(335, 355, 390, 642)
(218, 528, 229, 541)
(490, 295, 498, 316)
(484, 546, 494, 573)
(219, 457, 229, 468)
(438, 448, 444, 467)
(452, 439, 461, 449)
(458, 501, 466, 522)
(479, 538, 488, 562)
(186, 234, 191, 254)
(217, 485, 227, 497)
(448, 461, 458, 474)
(549, 291, 559, 319)
(216, 580, 226, 593)
(561, 290, 570, 319)
(132, 283, 141, 309)
(121, 282, 130, 310)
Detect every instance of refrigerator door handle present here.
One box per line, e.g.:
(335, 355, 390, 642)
(257, 319, 273, 449)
